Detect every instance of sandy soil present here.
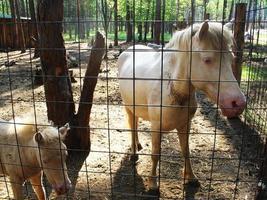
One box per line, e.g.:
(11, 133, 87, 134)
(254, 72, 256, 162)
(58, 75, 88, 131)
(0, 43, 263, 199)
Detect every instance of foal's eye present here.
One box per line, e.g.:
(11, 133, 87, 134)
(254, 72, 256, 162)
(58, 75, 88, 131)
(42, 160, 48, 164)
(203, 57, 212, 65)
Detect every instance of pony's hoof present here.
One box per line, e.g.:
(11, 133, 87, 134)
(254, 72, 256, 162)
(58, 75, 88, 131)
(147, 187, 160, 197)
(137, 143, 143, 151)
(185, 179, 200, 187)
(129, 154, 139, 162)
(148, 177, 158, 191)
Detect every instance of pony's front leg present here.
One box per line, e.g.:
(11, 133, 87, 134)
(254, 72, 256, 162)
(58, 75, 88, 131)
(10, 177, 24, 200)
(177, 124, 199, 186)
(30, 172, 46, 200)
(148, 123, 161, 190)
(125, 107, 142, 162)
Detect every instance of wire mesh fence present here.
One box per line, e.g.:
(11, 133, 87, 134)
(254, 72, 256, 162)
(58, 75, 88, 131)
(0, 0, 266, 199)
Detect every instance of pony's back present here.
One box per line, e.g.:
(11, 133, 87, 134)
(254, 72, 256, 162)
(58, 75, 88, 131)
(10, 115, 37, 138)
(0, 115, 37, 146)
(118, 44, 162, 80)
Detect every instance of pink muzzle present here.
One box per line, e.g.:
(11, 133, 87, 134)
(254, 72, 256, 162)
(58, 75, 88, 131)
(219, 93, 246, 118)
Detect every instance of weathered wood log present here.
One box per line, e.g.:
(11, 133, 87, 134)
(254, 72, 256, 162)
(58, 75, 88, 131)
(66, 31, 105, 150)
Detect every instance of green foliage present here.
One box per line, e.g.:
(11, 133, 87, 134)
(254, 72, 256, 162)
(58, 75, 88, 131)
(242, 64, 267, 81)
(0, 0, 11, 17)
(2, 0, 263, 42)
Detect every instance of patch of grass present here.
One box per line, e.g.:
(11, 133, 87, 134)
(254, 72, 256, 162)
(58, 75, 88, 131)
(241, 64, 267, 134)
(63, 29, 172, 43)
(241, 64, 267, 81)
(107, 31, 172, 42)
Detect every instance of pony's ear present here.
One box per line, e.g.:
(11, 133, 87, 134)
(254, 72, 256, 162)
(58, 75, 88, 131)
(58, 123, 70, 139)
(197, 20, 209, 41)
(34, 132, 44, 145)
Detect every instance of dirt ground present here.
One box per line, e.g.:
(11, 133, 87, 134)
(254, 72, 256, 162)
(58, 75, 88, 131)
(0, 43, 263, 199)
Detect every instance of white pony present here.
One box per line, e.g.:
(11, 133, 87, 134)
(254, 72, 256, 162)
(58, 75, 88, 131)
(0, 115, 71, 199)
(118, 21, 246, 190)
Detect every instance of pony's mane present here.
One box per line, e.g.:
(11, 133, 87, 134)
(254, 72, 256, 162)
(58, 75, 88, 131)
(166, 22, 233, 51)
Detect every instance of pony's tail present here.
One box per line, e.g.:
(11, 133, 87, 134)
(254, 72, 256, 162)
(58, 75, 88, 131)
(9, 114, 38, 136)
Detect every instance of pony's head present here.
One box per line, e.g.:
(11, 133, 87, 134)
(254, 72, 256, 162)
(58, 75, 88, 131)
(34, 123, 71, 195)
(189, 21, 246, 118)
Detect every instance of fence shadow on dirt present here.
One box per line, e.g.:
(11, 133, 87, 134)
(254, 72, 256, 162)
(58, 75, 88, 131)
(111, 153, 148, 199)
(196, 91, 264, 198)
(197, 91, 264, 158)
(111, 144, 200, 200)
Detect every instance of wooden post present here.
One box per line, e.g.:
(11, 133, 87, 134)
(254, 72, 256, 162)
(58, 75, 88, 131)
(232, 3, 246, 85)
(66, 32, 105, 150)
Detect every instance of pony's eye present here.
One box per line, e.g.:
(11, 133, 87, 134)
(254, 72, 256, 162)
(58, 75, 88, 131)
(42, 159, 48, 164)
(203, 57, 212, 64)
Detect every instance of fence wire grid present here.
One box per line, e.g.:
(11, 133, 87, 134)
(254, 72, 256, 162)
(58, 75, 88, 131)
(0, 0, 266, 199)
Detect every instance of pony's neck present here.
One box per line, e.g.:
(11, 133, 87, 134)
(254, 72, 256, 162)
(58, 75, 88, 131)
(164, 29, 195, 97)
(21, 138, 40, 169)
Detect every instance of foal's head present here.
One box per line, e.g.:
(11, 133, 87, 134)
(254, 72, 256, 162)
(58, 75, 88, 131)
(190, 21, 246, 118)
(34, 124, 71, 195)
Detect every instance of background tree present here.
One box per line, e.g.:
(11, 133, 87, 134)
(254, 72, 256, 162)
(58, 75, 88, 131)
(126, 0, 132, 42)
(114, 0, 118, 46)
(143, 0, 151, 42)
(154, 0, 161, 44)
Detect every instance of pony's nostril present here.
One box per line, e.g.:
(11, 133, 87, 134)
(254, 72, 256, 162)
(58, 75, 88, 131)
(232, 101, 238, 108)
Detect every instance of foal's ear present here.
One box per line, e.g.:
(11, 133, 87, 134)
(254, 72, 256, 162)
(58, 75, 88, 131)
(197, 20, 209, 41)
(34, 132, 44, 145)
(58, 123, 70, 139)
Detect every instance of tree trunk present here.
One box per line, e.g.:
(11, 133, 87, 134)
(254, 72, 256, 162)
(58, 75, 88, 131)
(20, 0, 26, 17)
(246, 0, 252, 32)
(14, 0, 26, 52)
(114, 0, 118, 46)
(222, 0, 227, 23)
(118, 16, 123, 31)
(126, 0, 132, 42)
(176, 0, 180, 21)
(154, 0, 161, 44)
(67, 32, 105, 150)
(228, 0, 234, 22)
(144, 0, 151, 42)
(189, 0, 195, 25)
(137, 0, 143, 42)
(9, 0, 19, 48)
(216, 0, 219, 20)
(37, 0, 75, 126)
(37, 0, 105, 151)
(29, 0, 39, 57)
(5, 0, 9, 15)
(203, 0, 207, 20)
(9, 0, 16, 17)
(78, 0, 85, 39)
